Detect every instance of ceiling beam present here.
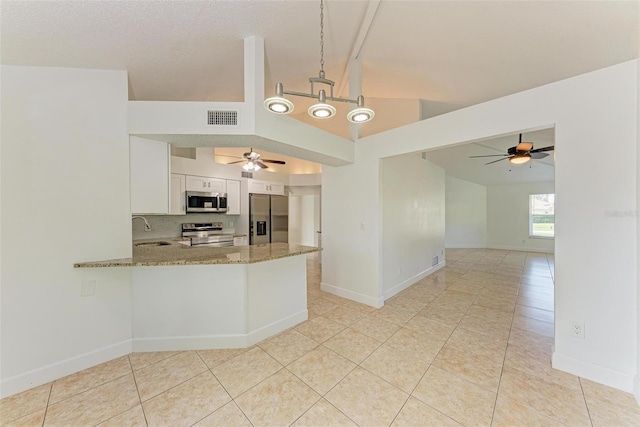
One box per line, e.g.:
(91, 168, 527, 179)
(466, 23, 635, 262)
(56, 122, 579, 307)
(336, 0, 381, 97)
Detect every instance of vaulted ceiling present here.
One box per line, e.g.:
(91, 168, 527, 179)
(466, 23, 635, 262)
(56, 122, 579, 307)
(2, 0, 636, 183)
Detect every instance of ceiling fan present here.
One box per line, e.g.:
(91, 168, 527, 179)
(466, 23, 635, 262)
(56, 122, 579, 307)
(219, 148, 286, 172)
(469, 134, 554, 165)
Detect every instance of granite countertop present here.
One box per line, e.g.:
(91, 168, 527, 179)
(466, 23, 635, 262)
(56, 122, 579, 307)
(74, 239, 321, 268)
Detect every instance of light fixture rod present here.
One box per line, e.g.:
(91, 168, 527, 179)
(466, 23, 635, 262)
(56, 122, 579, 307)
(280, 88, 360, 105)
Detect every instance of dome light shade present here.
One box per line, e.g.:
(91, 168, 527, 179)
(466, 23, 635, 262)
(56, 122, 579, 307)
(347, 107, 375, 123)
(308, 89, 336, 119)
(264, 96, 294, 114)
(509, 154, 531, 164)
(308, 102, 336, 119)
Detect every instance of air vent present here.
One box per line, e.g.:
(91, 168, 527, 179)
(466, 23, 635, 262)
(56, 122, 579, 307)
(241, 171, 253, 178)
(207, 110, 238, 126)
(432, 255, 439, 266)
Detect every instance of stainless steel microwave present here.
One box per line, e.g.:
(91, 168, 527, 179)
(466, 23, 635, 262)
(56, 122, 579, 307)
(186, 191, 228, 213)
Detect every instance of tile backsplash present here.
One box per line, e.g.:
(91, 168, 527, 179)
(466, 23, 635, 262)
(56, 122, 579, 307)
(132, 213, 238, 240)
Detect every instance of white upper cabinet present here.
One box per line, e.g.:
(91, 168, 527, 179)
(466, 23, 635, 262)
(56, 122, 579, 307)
(186, 175, 226, 193)
(130, 136, 169, 214)
(248, 179, 285, 196)
(226, 179, 241, 215)
(170, 173, 186, 215)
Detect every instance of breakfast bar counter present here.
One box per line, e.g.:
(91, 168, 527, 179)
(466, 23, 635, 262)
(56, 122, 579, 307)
(75, 242, 320, 352)
(74, 240, 320, 267)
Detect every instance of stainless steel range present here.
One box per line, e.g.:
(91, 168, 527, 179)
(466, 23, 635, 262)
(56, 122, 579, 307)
(181, 222, 234, 247)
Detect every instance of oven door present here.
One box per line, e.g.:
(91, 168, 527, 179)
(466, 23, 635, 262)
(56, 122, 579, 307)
(186, 191, 219, 212)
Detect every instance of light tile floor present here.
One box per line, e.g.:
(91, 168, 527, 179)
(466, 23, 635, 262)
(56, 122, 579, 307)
(2, 249, 640, 426)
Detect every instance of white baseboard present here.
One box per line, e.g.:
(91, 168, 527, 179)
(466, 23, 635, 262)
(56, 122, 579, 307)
(132, 310, 309, 352)
(320, 282, 383, 308)
(445, 244, 487, 249)
(383, 261, 446, 301)
(552, 351, 635, 393)
(0, 339, 132, 399)
(247, 310, 308, 345)
(133, 335, 249, 352)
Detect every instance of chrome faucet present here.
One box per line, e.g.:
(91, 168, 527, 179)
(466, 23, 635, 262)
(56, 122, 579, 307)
(132, 216, 151, 231)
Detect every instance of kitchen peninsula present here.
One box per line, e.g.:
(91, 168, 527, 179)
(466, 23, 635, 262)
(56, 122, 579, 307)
(75, 241, 320, 351)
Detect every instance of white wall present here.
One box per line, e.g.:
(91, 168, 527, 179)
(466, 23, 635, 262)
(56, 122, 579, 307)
(636, 9, 640, 404)
(487, 181, 555, 253)
(322, 60, 637, 391)
(636, 12, 640, 402)
(322, 148, 381, 307)
(445, 175, 487, 248)
(381, 154, 445, 299)
(1, 66, 132, 397)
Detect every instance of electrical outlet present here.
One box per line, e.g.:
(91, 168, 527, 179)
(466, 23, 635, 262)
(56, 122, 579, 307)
(81, 280, 96, 297)
(570, 321, 585, 339)
(229, 221, 234, 227)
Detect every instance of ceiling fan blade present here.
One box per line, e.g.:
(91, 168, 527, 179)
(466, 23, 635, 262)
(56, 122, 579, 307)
(215, 154, 244, 159)
(530, 152, 549, 159)
(256, 161, 269, 169)
(530, 146, 555, 153)
(469, 154, 510, 158)
(516, 142, 534, 152)
(485, 157, 509, 165)
(227, 160, 246, 165)
(261, 159, 286, 164)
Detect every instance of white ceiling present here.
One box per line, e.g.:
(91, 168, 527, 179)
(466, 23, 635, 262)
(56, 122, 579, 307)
(1, 0, 636, 184)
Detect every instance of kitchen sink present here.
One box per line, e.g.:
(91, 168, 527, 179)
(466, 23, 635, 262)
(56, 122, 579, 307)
(134, 241, 171, 247)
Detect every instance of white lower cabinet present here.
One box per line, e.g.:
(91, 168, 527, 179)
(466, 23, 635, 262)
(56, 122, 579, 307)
(233, 236, 247, 246)
(170, 174, 186, 215)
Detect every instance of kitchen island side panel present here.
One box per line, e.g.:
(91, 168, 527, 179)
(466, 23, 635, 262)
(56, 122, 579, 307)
(246, 255, 308, 344)
(132, 265, 248, 351)
(131, 255, 308, 351)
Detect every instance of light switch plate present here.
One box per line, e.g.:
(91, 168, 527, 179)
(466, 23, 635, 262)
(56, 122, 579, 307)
(81, 280, 96, 297)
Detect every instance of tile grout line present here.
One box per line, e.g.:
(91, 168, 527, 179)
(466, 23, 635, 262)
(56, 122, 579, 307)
(39, 381, 53, 427)
(578, 377, 596, 427)
(488, 256, 522, 426)
(126, 354, 148, 427)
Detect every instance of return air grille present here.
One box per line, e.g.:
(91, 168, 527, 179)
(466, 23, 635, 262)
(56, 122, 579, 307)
(241, 171, 253, 178)
(207, 110, 238, 126)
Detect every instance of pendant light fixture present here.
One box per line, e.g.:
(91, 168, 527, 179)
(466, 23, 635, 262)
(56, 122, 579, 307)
(264, 0, 375, 123)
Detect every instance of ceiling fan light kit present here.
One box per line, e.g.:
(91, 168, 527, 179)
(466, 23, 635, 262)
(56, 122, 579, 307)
(242, 160, 261, 172)
(264, 0, 375, 124)
(508, 153, 531, 164)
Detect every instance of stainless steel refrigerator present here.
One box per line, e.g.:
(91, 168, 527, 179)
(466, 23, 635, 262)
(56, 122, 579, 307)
(249, 193, 289, 245)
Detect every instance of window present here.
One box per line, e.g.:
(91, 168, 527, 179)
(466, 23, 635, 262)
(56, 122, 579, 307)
(529, 194, 555, 238)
